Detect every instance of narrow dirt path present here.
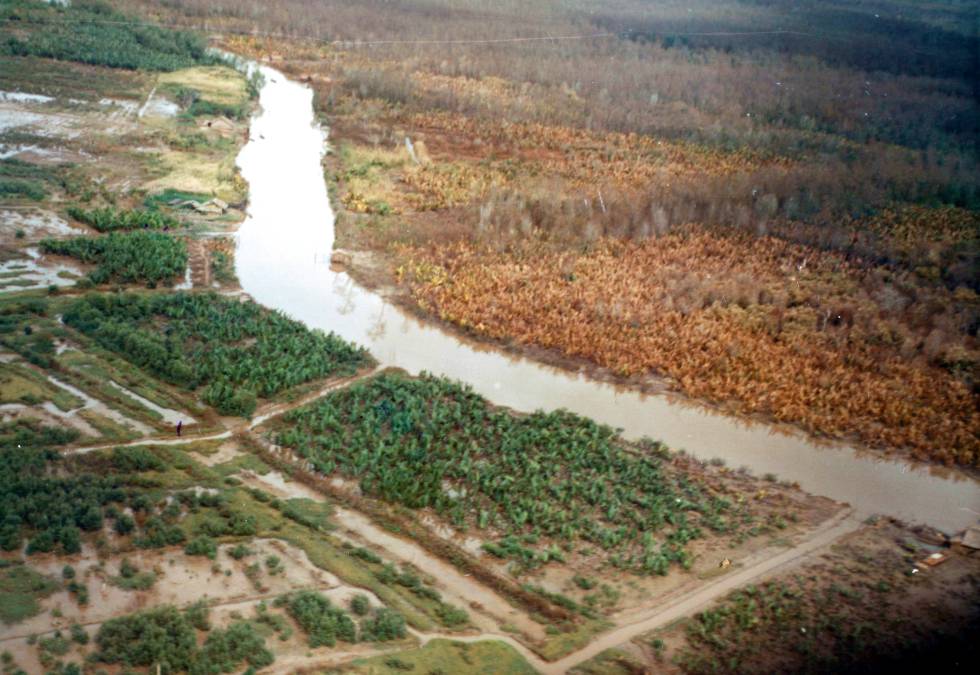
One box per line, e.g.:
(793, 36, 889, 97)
(405, 508, 863, 674)
(62, 370, 377, 456)
(63, 430, 233, 456)
(248, 369, 378, 429)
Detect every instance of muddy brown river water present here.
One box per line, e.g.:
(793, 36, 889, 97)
(234, 66, 979, 533)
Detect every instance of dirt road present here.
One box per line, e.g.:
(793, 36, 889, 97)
(407, 508, 862, 673)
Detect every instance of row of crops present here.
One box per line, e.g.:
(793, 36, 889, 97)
(0, 0, 213, 72)
(67, 206, 181, 232)
(40, 231, 188, 285)
(271, 372, 741, 575)
(63, 292, 372, 416)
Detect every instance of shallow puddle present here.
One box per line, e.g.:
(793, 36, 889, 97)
(107, 380, 195, 426)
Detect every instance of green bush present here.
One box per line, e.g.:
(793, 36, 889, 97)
(228, 543, 253, 560)
(111, 446, 166, 473)
(349, 594, 370, 616)
(184, 535, 217, 559)
(95, 606, 197, 672)
(434, 603, 468, 628)
(360, 608, 407, 642)
(198, 622, 274, 672)
(94, 604, 273, 673)
(282, 591, 356, 648)
(70, 623, 88, 645)
(0, 178, 47, 201)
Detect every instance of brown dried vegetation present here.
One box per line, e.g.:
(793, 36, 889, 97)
(403, 232, 979, 465)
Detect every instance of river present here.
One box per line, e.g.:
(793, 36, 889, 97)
(234, 66, 979, 533)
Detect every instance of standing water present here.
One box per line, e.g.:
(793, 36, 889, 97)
(235, 67, 979, 533)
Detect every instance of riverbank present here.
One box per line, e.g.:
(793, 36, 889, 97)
(232, 63, 979, 534)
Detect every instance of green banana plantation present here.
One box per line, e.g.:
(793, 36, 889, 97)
(271, 372, 752, 575)
(62, 292, 373, 416)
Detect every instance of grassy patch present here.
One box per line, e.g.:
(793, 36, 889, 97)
(0, 361, 81, 410)
(536, 618, 613, 662)
(347, 638, 537, 674)
(0, 561, 59, 624)
(570, 647, 648, 674)
(158, 66, 248, 106)
(212, 452, 272, 477)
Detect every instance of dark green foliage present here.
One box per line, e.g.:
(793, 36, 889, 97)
(111, 446, 166, 473)
(0, 446, 125, 554)
(134, 516, 185, 549)
(349, 594, 370, 616)
(111, 559, 156, 591)
(282, 591, 357, 648)
(114, 514, 135, 535)
(434, 603, 468, 628)
(63, 292, 371, 416)
(37, 631, 70, 667)
(0, 178, 46, 200)
(0, 159, 78, 198)
(67, 206, 180, 232)
(202, 381, 257, 418)
(69, 623, 88, 645)
(0, 419, 78, 451)
(196, 622, 274, 673)
(185, 97, 247, 120)
(350, 546, 382, 564)
(66, 580, 88, 605)
(360, 607, 407, 642)
(227, 543, 252, 560)
(0, 0, 212, 72)
(482, 536, 565, 568)
(0, 158, 81, 201)
(40, 231, 187, 285)
(183, 601, 210, 632)
(276, 372, 734, 574)
(184, 535, 217, 559)
(95, 606, 195, 674)
(143, 189, 211, 210)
